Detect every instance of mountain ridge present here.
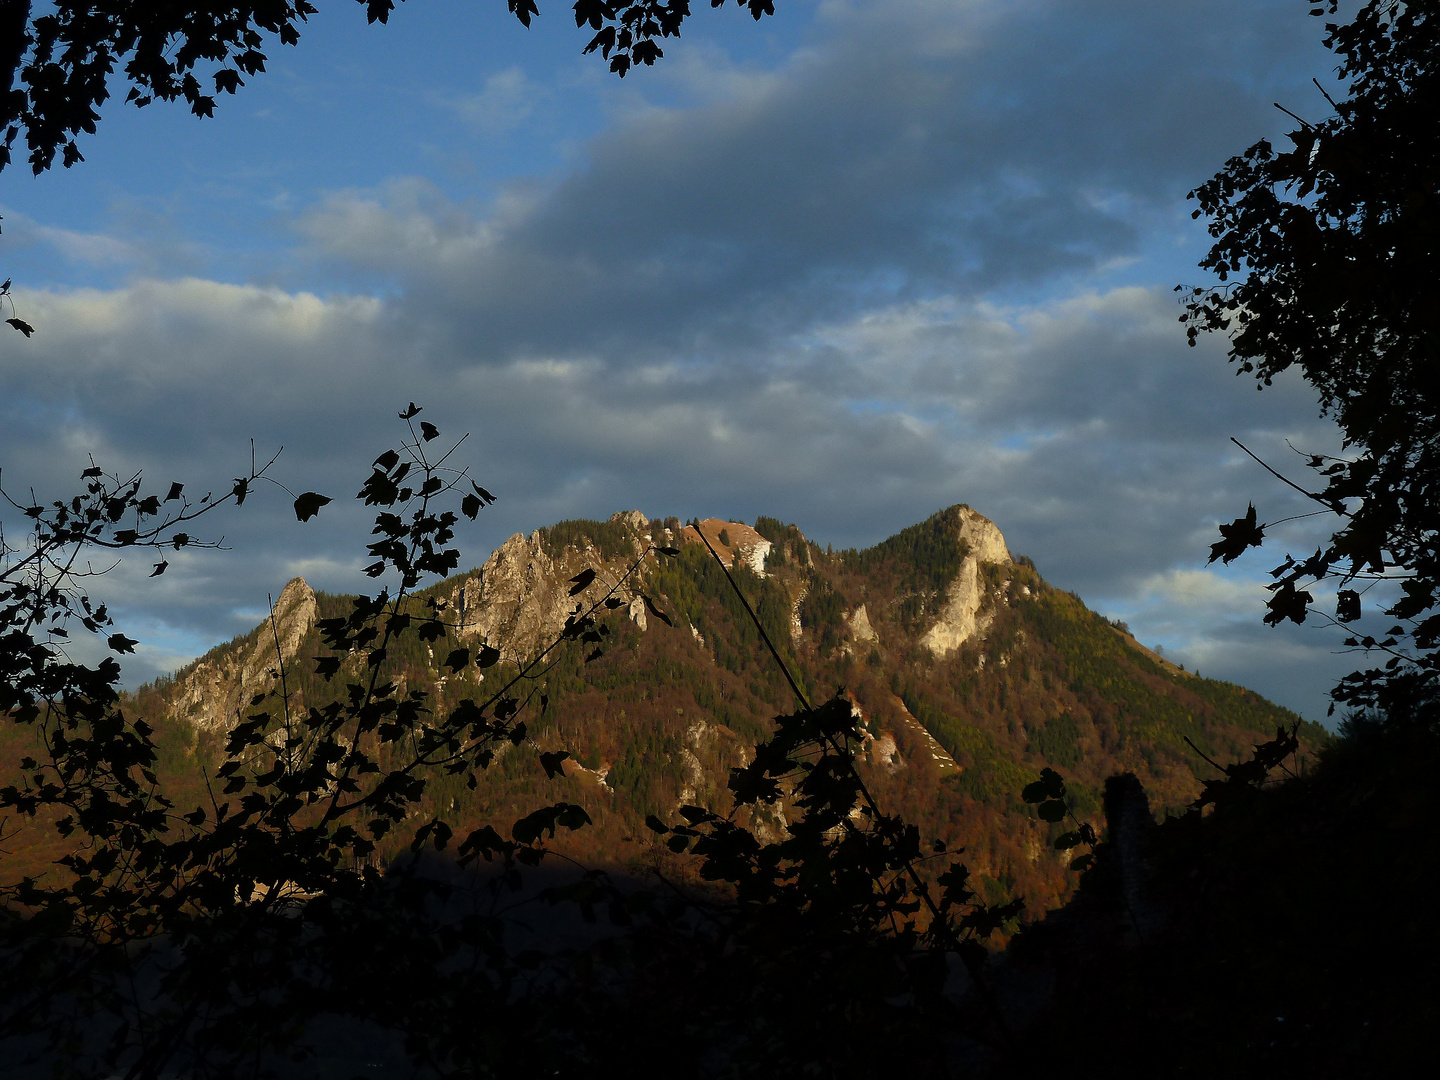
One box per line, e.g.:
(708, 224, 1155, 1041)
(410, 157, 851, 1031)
(97, 503, 1323, 920)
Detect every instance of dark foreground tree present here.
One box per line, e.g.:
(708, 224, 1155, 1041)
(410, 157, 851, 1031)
(1185, 0, 1439, 720)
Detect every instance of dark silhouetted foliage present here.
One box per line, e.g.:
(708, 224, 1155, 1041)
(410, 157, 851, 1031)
(1184, 0, 1439, 718)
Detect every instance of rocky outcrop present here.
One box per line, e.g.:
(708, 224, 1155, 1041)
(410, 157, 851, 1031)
(449, 532, 566, 659)
(955, 506, 1011, 566)
(920, 508, 1012, 659)
(450, 514, 654, 659)
(848, 603, 878, 645)
(679, 519, 772, 575)
(677, 719, 749, 808)
(170, 577, 317, 732)
(1104, 772, 1164, 942)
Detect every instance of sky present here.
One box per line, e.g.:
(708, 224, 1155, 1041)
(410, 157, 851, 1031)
(0, 0, 1374, 723)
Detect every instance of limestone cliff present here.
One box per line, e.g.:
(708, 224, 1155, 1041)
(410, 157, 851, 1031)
(169, 577, 318, 733)
(919, 507, 1012, 658)
(447, 510, 660, 660)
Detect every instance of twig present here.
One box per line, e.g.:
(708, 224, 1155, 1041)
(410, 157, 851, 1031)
(1183, 735, 1227, 775)
(1273, 101, 1314, 129)
(1231, 437, 1348, 516)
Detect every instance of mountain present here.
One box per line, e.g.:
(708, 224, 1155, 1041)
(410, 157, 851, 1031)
(94, 504, 1320, 919)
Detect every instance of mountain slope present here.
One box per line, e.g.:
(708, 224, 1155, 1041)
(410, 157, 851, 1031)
(109, 506, 1324, 917)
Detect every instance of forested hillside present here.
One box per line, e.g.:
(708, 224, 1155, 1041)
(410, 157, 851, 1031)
(0, 504, 1319, 922)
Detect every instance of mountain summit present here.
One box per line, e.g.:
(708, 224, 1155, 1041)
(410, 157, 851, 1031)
(129, 504, 1319, 916)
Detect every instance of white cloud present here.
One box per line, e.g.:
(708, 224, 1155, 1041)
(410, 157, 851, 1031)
(448, 67, 545, 133)
(0, 207, 137, 266)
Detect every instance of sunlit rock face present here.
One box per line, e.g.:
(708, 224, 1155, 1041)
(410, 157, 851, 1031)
(450, 530, 569, 660)
(920, 508, 1012, 659)
(170, 577, 317, 732)
(450, 511, 657, 660)
(848, 604, 878, 645)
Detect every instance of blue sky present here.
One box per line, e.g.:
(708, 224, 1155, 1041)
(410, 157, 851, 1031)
(1, 0, 1372, 721)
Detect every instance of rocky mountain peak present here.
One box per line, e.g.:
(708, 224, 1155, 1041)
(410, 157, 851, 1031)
(953, 506, 1011, 566)
(609, 509, 650, 533)
(679, 519, 772, 575)
(169, 577, 316, 732)
(126, 503, 1309, 923)
(919, 508, 1011, 658)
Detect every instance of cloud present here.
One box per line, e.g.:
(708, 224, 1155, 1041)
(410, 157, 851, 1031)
(446, 67, 547, 133)
(290, 0, 1332, 364)
(1, 206, 140, 272)
(1, 0, 1356, 719)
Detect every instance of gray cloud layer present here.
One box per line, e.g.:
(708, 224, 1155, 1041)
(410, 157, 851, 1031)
(2, 0, 1357, 719)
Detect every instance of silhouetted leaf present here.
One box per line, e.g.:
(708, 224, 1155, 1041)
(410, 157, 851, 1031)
(6, 317, 34, 336)
(1209, 503, 1265, 564)
(569, 568, 597, 595)
(106, 633, 137, 654)
(539, 751, 570, 779)
(1264, 580, 1314, 626)
(1022, 767, 1067, 804)
(419, 421, 440, 441)
(444, 648, 469, 673)
(293, 491, 331, 521)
